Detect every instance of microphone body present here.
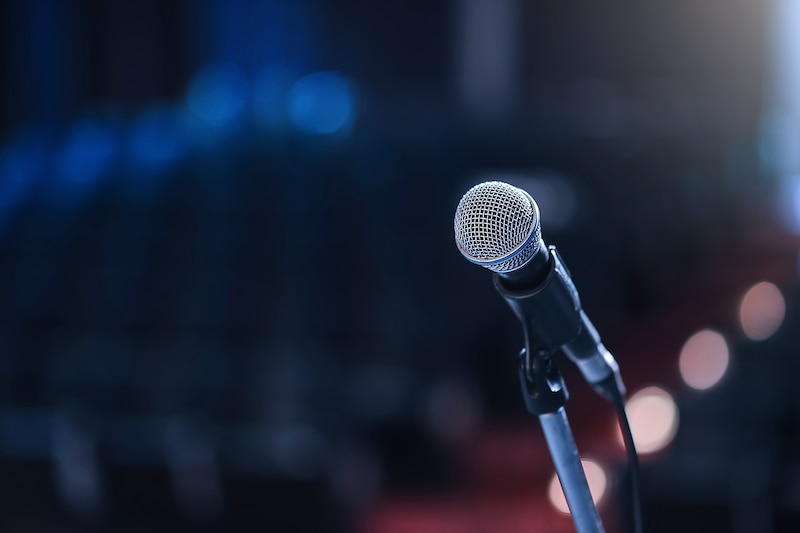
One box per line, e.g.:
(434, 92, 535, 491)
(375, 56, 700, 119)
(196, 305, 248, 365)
(454, 181, 624, 399)
(494, 244, 624, 399)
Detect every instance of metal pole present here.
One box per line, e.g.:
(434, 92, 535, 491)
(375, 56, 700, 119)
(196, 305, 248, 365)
(539, 407, 604, 533)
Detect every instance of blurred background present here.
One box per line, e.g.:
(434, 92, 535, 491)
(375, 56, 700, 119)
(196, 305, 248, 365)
(1, 0, 799, 531)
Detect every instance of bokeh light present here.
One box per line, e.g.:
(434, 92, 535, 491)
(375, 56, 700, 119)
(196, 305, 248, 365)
(56, 120, 118, 192)
(739, 281, 786, 341)
(287, 71, 355, 134)
(127, 105, 188, 169)
(678, 329, 730, 390)
(187, 62, 249, 125)
(548, 458, 608, 514)
(0, 145, 41, 223)
(622, 387, 679, 454)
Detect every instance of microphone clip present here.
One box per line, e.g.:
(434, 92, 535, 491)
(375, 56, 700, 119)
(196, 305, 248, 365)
(518, 346, 568, 415)
(497, 245, 626, 404)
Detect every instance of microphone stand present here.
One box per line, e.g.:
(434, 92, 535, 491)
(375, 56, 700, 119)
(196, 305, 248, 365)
(517, 346, 604, 533)
(496, 246, 607, 533)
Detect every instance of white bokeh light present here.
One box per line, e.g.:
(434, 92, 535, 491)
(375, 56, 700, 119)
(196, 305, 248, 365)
(620, 387, 679, 454)
(739, 281, 786, 341)
(679, 329, 730, 390)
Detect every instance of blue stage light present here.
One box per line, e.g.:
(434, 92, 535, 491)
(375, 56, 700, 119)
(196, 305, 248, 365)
(0, 145, 41, 232)
(0, 128, 50, 232)
(0, 148, 36, 210)
(128, 105, 188, 169)
(287, 71, 355, 134)
(187, 62, 249, 126)
(56, 119, 118, 186)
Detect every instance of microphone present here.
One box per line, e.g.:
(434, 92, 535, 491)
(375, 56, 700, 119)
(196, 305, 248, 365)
(454, 181, 625, 400)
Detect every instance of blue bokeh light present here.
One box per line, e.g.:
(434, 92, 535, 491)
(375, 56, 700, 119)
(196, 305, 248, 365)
(187, 62, 249, 126)
(0, 142, 44, 231)
(56, 119, 118, 186)
(0, 149, 37, 209)
(128, 105, 188, 169)
(287, 71, 355, 134)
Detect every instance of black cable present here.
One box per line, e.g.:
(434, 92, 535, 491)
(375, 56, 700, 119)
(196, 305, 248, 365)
(611, 391, 644, 533)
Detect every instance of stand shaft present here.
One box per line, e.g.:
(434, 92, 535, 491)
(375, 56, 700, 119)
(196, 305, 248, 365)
(540, 407, 605, 533)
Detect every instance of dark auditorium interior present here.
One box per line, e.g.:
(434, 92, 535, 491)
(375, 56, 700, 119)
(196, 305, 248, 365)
(1, 1, 799, 531)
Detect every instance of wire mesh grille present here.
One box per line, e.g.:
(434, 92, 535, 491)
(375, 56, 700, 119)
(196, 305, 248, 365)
(453, 181, 541, 272)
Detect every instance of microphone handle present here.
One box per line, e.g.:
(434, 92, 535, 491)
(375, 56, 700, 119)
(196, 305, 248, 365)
(495, 245, 625, 398)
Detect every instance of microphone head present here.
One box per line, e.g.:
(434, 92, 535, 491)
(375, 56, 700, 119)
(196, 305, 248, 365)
(454, 181, 542, 272)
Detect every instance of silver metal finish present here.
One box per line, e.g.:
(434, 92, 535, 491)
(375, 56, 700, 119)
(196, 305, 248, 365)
(540, 407, 605, 533)
(454, 181, 542, 272)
